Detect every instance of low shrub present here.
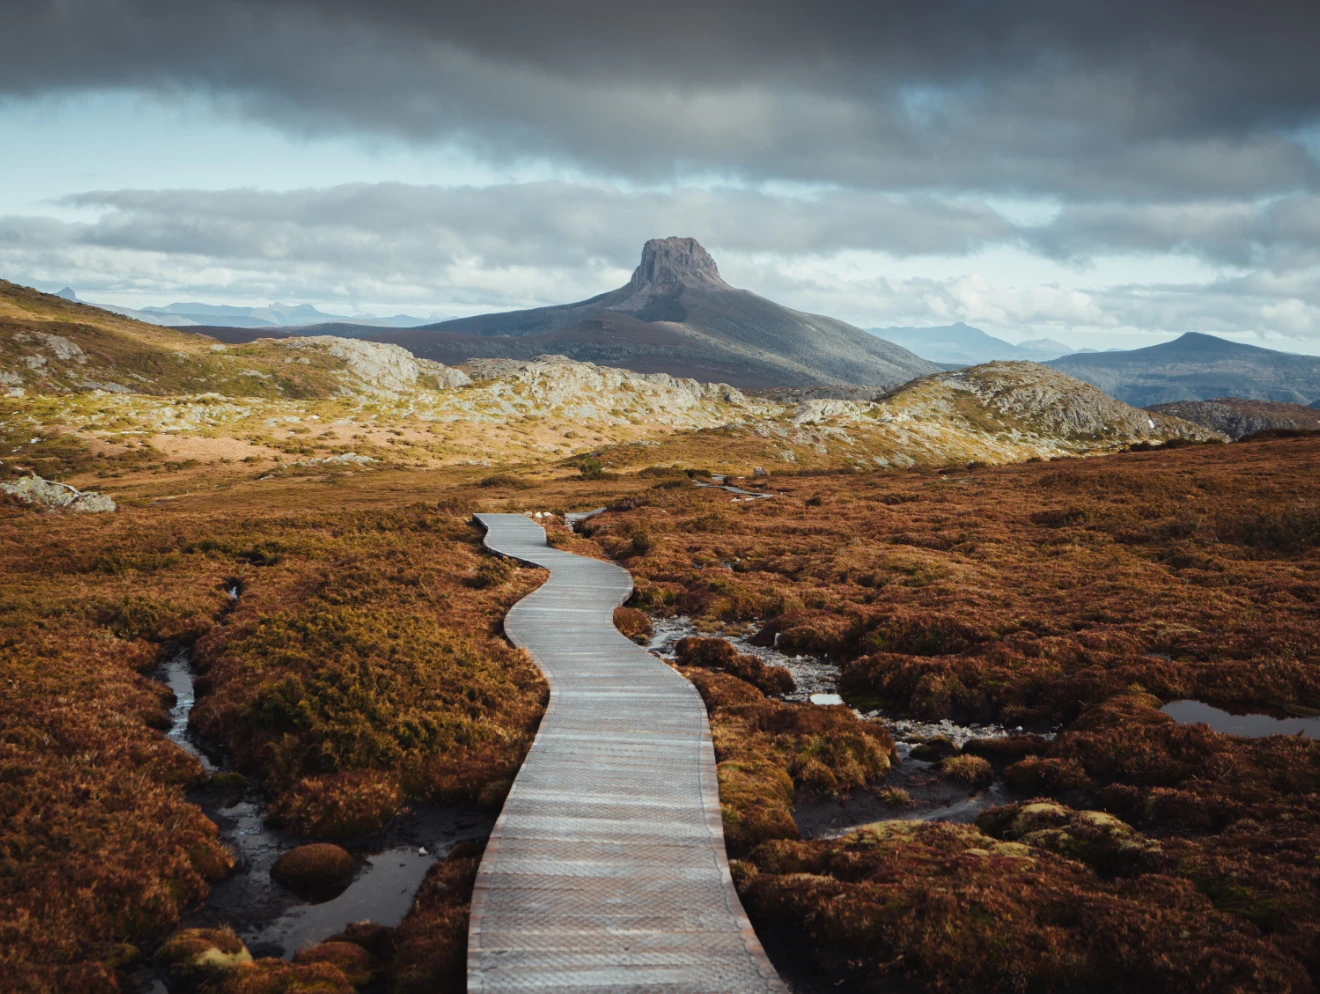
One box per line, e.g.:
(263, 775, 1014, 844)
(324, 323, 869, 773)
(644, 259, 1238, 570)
(200, 959, 353, 994)
(477, 473, 533, 489)
(270, 844, 354, 889)
(675, 637, 794, 696)
(472, 555, 515, 588)
(292, 942, 377, 988)
(612, 606, 653, 643)
(266, 771, 403, 839)
(938, 753, 993, 783)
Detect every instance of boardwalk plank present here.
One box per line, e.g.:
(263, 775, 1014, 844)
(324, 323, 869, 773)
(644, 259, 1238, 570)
(469, 513, 785, 994)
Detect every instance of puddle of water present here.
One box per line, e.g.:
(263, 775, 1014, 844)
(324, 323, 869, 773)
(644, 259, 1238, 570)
(693, 481, 773, 500)
(645, 616, 1023, 841)
(565, 507, 606, 529)
(647, 615, 839, 702)
(255, 849, 435, 956)
(189, 792, 491, 961)
(1162, 699, 1320, 739)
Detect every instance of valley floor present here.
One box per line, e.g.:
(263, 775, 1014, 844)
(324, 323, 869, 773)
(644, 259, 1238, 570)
(1, 433, 1317, 993)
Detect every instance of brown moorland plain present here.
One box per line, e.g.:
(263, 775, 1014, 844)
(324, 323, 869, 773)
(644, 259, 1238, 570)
(3, 430, 1319, 992)
(0, 468, 558, 992)
(575, 436, 1320, 991)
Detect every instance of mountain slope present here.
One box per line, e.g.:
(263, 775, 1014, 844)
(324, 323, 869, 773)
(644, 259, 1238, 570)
(3, 279, 1221, 483)
(369, 237, 940, 389)
(1048, 332, 1320, 406)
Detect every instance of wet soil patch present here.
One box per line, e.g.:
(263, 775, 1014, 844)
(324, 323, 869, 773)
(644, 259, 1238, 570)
(794, 755, 1008, 840)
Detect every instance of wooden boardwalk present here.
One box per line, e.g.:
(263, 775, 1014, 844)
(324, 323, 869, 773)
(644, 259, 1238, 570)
(470, 513, 785, 994)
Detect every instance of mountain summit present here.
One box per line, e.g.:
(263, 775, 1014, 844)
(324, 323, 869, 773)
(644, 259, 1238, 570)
(1048, 332, 1320, 406)
(630, 236, 724, 287)
(369, 238, 939, 388)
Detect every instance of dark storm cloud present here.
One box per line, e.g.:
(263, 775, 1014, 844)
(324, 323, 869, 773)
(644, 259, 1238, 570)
(3, 1, 1319, 197)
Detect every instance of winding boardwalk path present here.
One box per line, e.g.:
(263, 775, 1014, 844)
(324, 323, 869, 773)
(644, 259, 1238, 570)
(470, 514, 785, 994)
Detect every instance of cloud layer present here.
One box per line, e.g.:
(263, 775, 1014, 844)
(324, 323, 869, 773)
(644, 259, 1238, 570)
(3, 182, 1317, 344)
(2, 2, 1318, 346)
(3, 1, 1319, 198)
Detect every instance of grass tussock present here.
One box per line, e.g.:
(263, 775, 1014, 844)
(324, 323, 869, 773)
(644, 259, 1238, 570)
(612, 605, 653, 643)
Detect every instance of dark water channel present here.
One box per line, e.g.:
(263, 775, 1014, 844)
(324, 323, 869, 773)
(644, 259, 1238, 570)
(141, 650, 491, 990)
(1162, 699, 1320, 739)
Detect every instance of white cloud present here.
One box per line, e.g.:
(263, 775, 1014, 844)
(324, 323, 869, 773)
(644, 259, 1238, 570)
(3, 180, 1319, 353)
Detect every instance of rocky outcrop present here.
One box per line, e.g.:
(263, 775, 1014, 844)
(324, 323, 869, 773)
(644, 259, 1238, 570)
(884, 362, 1227, 444)
(275, 336, 471, 395)
(629, 236, 724, 287)
(1, 475, 116, 512)
(450, 355, 763, 424)
(1146, 397, 1320, 440)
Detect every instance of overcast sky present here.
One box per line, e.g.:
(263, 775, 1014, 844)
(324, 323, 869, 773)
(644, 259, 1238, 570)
(2, 0, 1319, 351)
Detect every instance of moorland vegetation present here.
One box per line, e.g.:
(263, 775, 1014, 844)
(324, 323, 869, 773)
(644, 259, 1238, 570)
(578, 435, 1320, 991)
(3, 283, 1317, 993)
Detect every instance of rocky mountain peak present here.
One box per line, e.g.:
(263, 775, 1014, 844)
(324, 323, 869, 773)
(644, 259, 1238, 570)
(629, 237, 724, 288)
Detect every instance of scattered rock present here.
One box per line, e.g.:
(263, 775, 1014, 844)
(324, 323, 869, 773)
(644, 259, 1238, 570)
(155, 928, 252, 987)
(0, 474, 116, 512)
(270, 843, 354, 889)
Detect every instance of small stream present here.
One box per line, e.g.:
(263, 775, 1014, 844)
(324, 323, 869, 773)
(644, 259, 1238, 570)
(142, 646, 491, 989)
(644, 615, 1023, 838)
(156, 649, 219, 773)
(646, 615, 839, 702)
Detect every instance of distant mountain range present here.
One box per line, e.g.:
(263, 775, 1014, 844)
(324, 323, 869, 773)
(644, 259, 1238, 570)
(52, 288, 436, 329)
(868, 322, 1088, 365)
(1048, 332, 1320, 406)
(364, 238, 940, 389)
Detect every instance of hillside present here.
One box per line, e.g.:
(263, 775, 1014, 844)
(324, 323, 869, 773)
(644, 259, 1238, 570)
(1048, 332, 1320, 406)
(2, 282, 1222, 491)
(0, 280, 467, 401)
(1147, 397, 1320, 440)
(368, 237, 941, 389)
